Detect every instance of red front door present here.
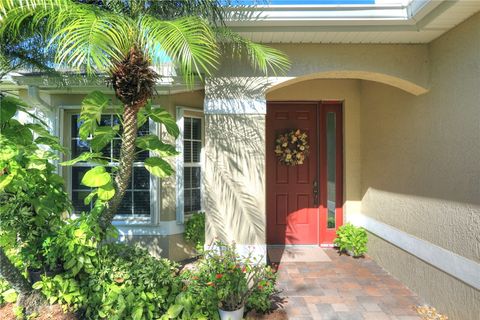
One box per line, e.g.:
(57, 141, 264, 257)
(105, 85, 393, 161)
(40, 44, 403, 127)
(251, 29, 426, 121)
(266, 102, 343, 245)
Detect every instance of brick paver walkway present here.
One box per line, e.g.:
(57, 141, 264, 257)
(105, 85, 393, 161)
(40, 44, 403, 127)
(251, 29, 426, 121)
(273, 248, 423, 320)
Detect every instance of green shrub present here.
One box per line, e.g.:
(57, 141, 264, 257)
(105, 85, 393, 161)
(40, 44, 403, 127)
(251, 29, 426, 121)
(184, 212, 205, 251)
(36, 214, 183, 319)
(334, 223, 368, 257)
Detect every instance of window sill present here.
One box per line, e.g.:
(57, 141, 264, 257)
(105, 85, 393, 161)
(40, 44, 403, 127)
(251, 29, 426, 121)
(115, 220, 184, 237)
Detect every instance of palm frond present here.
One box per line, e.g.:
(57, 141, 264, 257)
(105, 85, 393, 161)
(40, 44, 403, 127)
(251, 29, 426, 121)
(139, 15, 219, 83)
(0, 0, 133, 73)
(216, 27, 290, 76)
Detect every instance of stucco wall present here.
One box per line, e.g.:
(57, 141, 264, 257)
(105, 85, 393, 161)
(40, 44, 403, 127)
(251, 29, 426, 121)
(204, 114, 266, 247)
(360, 12, 480, 320)
(267, 79, 362, 218)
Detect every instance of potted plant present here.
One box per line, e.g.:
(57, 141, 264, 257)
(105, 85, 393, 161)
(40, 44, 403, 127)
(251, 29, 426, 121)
(334, 223, 368, 257)
(188, 241, 277, 320)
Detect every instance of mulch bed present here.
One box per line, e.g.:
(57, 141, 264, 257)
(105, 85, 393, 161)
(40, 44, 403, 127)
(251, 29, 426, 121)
(0, 303, 76, 320)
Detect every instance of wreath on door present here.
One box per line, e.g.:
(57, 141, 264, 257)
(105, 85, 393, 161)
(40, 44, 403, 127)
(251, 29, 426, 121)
(274, 129, 310, 166)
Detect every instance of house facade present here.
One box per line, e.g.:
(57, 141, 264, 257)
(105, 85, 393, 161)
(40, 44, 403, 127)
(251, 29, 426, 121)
(2, 1, 479, 319)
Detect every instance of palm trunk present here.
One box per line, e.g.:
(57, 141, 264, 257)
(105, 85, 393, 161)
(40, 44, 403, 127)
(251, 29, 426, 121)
(99, 46, 157, 233)
(100, 105, 140, 231)
(0, 247, 31, 295)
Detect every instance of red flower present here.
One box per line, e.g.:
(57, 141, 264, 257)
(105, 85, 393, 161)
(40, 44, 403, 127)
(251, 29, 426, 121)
(242, 266, 247, 273)
(258, 285, 263, 290)
(215, 274, 223, 279)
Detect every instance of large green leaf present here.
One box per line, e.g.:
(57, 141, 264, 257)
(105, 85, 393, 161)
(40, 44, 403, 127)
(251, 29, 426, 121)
(79, 91, 110, 140)
(90, 125, 119, 152)
(0, 96, 19, 124)
(60, 152, 107, 166)
(81, 166, 111, 187)
(144, 157, 174, 178)
(147, 108, 179, 138)
(136, 135, 178, 157)
(97, 182, 115, 201)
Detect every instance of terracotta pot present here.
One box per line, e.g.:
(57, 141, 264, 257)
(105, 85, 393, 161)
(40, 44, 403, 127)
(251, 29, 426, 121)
(218, 306, 245, 320)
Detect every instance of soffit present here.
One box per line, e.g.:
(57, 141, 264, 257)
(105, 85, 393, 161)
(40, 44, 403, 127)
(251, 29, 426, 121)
(226, 0, 480, 43)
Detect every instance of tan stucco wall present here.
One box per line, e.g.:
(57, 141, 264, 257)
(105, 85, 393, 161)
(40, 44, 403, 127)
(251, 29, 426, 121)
(267, 79, 362, 218)
(204, 114, 266, 246)
(360, 12, 480, 320)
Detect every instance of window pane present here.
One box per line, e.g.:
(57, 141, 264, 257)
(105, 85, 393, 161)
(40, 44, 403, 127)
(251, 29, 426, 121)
(71, 115, 81, 138)
(184, 190, 192, 213)
(72, 167, 91, 190)
(136, 147, 149, 162)
(113, 139, 121, 161)
(72, 191, 91, 214)
(72, 139, 90, 158)
(134, 167, 150, 189)
(184, 118, 192, 140)
(191, 189, 201, 212)
(100, 114, 112, 126)
(184, 141, 192, 162)
(138, 121, 149, 136)
(184, 167, 191, 189)
(117, 192, 133, 215)
(192, 141, 201, 163)
(326, 112, 336, 229)
(101, 141, 112, 160)
(133, 191, 150, 216)
(191, 167, 201, 188)
(192, 118, 201, 140)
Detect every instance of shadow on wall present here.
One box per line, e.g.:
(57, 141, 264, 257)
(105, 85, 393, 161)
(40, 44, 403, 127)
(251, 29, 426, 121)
(204, 113, 266, 245)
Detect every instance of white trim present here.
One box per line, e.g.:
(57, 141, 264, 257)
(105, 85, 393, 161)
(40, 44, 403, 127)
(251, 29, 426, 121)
(116, 220, 184, 238)
(350, 214, 480, 290)
(175, 106, 185, 224)
(204, 98, 267, 115)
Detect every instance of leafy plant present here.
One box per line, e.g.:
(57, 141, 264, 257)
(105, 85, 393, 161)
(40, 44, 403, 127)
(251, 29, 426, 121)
(37, 216, 183, 320)
(173, 241, 279, 319)
(334, 223, 368, 257)
(0, 95, 71, 312)
(184, 212, 205, 252)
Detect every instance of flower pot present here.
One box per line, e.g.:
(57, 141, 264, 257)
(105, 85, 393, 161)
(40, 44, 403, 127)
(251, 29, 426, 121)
(218, 306, 245, 320)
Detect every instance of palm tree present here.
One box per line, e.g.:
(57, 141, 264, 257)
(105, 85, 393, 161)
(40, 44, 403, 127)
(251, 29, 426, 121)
(0, 0, 289, 230)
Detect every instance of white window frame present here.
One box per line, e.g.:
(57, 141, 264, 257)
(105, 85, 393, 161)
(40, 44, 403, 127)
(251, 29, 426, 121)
(60, 106, 159, 226)
(176, 106, 205, 224)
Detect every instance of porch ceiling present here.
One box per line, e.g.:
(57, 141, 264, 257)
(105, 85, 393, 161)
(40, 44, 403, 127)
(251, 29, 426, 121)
(226, 0, 480, 44)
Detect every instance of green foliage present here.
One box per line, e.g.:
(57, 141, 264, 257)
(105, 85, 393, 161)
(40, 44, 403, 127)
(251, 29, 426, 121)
(184, 212, 205, 251)
(333, 223, 368, 257)
(37, 222, 182, 320)
(173, 241, 279, 318)
(0, 96, 71, 270)
(0, 277, 17, 305)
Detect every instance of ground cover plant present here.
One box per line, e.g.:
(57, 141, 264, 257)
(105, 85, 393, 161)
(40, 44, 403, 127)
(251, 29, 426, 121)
(334, 223, 368, 257)
(184, 212, 206, 252)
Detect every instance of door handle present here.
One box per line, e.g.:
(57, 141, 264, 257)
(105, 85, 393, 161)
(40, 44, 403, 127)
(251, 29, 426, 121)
(313, 179, 319, 206)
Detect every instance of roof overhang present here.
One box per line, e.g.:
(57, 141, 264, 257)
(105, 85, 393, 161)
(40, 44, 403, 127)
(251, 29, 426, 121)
(226, 0, 480, 43)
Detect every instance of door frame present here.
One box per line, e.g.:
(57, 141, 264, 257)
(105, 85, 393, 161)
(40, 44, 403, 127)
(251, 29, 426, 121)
(266, 100, 344, 246)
